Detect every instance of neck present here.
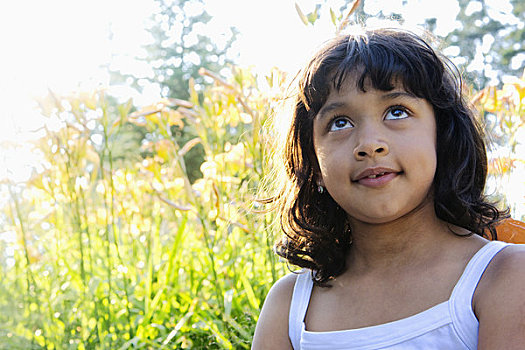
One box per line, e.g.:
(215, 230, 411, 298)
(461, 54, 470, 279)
(346, 200, 456, 274)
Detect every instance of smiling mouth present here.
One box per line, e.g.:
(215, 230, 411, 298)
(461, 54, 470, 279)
(366, 172, 387, 179)
(352, 170, 403, 187)
(353, 171, 402, 181)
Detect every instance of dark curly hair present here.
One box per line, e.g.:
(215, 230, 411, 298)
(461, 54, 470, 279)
(271, 28, 508, 286)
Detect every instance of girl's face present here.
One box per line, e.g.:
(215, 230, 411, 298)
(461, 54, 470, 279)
(312, 76, 437, 225)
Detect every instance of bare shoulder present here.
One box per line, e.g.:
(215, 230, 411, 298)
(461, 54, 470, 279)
(251, 272, 298, 350)
(475, 243, 525, 349)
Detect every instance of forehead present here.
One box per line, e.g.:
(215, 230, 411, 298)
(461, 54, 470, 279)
(325, 72, 412, 104)
(333, 65, 411, 90)
(300, 34, 440, 118)
(316, 72, 434, 121)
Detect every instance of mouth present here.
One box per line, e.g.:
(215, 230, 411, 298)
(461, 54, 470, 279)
(353, 167, 402, 182)
(354, 170, 402, 187)
(364, 172, 388, 179)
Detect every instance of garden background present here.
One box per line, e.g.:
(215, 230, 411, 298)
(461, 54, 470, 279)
(0, 0, 524, 348)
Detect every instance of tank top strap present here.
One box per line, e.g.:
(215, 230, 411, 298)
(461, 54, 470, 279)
(289, 270, 313, 350)
(449, 240, 510, 348)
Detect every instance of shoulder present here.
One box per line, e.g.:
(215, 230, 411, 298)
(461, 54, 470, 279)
(474, 243, 525, 349)
(252, 272, 299, 350)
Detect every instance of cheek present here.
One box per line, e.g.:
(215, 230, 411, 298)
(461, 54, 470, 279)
(411, 138, 437, 185)
(314, 147, 330, 175)
(316, 147, 346, 182)
(395, 130, 437, 182)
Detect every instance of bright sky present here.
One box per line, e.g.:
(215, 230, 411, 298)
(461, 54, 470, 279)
(0, 0, 523, 217)
(0, 0, 461, 140)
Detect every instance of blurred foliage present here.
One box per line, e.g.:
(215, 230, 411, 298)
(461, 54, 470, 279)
(1, 1, 524, 348)
(474, 70, 525, 152)
(297, 0, 525, 87)
(0, 66, 289, 348)
(111, 0, 239, 183)
(2, 62, 523, 350)
(472, 69, 525, 216)
(112, 0, 237, 101)
(441, 0, 525, 88)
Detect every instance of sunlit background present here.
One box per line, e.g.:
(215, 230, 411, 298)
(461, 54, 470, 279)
(0, 0, 524, 346)
(1, 0, 524, 243)
(1, 0, 523, 190)
(1, 0, 523, 183)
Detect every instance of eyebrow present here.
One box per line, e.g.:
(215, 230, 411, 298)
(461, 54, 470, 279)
(381, 91, 418, 100)
(316, 102, 347, 121)
(316, 90, 419, 121)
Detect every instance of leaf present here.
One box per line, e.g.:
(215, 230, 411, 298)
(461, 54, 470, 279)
(307, 12, 317, 24)
(169, 98, 193, 109)
(162, 298, 198, 345)
(130, 103, 160, 118)
(118, 98, 134, 120)
(179, 137, 201, 156)
(162, 109, 184, 129)
(157, 194, 193, 211)
(155, 139, 173, 162)
(510, 81, 525, 107)
(295, 3, 309, 26)
(81, 91, 98, 110)
(189, 78, 199, 106)
(145, 111, 161, 126)
(482, 86, 499, 113)
(311, 4, 321, 24)
(337, 0, 361, 34)
(265, 71, 274, 88)
(26, 173, 46, 192)
(143, 158, 162, 178)
(223, 289, 234, 318)
(487, 157, 516, 175)
(198, 316, 234, 349)
(241, 273, 259, 310)
(470, 88, 486, 106)
(330, 8, 338, 26)
(347, 0, 361, 16)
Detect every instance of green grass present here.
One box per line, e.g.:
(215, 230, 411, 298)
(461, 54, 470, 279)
(0, 67, 288, 349)
(3, 64, 521, 349)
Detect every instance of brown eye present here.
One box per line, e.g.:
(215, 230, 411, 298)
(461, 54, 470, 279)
(329, 117, 353, 131)
(385, 106, 410, 120)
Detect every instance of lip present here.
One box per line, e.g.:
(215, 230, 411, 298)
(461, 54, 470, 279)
(353, 167, 400, 181)
(352, 167, 401, 187)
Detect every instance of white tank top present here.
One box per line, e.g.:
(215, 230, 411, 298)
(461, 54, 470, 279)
(288, 240, 509, 350)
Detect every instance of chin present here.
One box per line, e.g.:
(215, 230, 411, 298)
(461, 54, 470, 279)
(349, 214, 402, 225)
(361, 216, 403, 225)
(349, 207, 413, 225)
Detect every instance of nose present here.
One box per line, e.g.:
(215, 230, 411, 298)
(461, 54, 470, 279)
(353, 129, 389, 160)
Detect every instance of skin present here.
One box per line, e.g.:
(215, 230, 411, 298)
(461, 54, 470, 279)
(251, 77, 525, 349)
(313, 79, 437, 226)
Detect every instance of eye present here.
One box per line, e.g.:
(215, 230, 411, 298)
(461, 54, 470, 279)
(385, 106, 410, 120)
(329, 116, 353, 131)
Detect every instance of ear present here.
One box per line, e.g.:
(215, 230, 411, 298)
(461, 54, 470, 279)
(309, 147, 324, 186)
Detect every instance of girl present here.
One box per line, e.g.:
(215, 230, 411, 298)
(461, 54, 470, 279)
(252, 28, 525, 349)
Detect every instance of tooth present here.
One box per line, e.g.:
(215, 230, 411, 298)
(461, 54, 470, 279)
(368, 175, 377, 179)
